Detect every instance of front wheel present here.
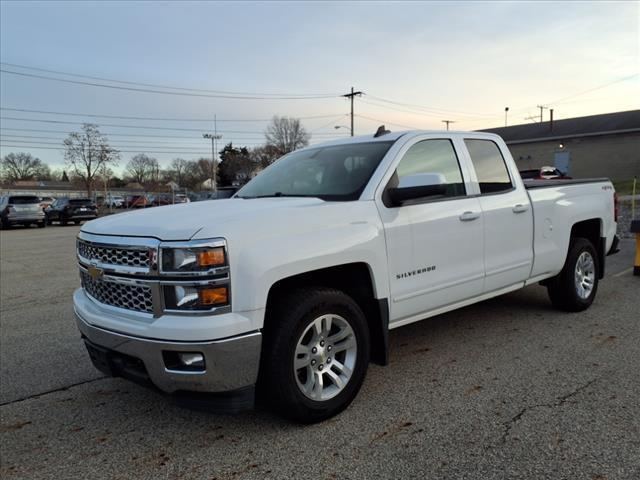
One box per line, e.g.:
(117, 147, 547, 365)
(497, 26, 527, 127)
(37, 221, 46, 228)
(260, 288, 370, 423)
(547, 237, 599, 312)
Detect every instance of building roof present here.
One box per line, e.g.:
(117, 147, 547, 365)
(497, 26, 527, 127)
(480, 109, 640, 144)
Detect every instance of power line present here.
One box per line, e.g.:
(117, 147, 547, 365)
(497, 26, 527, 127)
(355, 114, 420, 130)
(0, 107, 345, 123)
(0, 138, 228, 150)
(366, 94, 501, 118)
(0, 62, 341, 98)
(546, 73, 639, 106)
(0, 116, 346, 136)
(0, 133, 210, 145)
(0, 144, 217, 154)
(0, 127, 208, 139)
(0, 69, 341, 101)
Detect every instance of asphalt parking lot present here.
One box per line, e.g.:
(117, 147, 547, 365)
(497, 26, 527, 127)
(1, 225, 639, 479)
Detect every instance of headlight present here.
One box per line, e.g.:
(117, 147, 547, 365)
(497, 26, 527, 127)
(161, 245, 226, 274)
(163, 284, 229, 311)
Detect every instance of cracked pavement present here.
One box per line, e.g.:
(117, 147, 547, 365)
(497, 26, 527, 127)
(1, 226, 639, 479)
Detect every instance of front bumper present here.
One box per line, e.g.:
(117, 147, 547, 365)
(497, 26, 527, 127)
(75, 312, 262, 396)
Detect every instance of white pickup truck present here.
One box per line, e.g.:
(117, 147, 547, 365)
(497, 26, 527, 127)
(74, 130, 619, 422)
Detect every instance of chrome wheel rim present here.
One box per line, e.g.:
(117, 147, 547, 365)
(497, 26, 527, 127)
(293, 314, 357, 401)
(574, 251, 595, 299)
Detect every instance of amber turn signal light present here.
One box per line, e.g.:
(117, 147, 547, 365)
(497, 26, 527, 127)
(197, 247, 225, 267)
(198, 287, 228, 306)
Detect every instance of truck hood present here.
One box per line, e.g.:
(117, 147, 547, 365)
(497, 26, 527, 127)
(81, 197, 327, 241)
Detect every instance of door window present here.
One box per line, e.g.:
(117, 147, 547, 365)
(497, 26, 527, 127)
(393, 139, 466, 199)
(464, 139, 513, 194)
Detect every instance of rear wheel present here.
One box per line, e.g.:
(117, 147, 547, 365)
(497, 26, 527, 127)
(37, 221, 46, 228)
(547, 237, 599, 312)
(61, 215, 68, 226)
(260, 288, 370, 423)
(74, 220, 80, 225)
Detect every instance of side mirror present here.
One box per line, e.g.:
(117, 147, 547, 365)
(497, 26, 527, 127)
(387, 173, 447, 206)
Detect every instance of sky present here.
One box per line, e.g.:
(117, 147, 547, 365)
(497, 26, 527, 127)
(1, 0, 638, 174)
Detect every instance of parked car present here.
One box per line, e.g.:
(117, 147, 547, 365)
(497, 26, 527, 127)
(104, 194, 124, 208)
(194, 188, 238, 201)
(151, 194, 173, 206)
(39, 196, 55, 211)
(124, 195, 151, 208)
(0, 195, 46, 228)
(174, 194, 190, 203)
(520, 166, 571, 180)
(46, 198, 97, 225)
(73, 130, 618, 422)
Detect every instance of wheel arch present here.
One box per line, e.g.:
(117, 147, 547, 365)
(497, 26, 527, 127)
(570, 218, 605, 278)
(263, 262, 389, 366)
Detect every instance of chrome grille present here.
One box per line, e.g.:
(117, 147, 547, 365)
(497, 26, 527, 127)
(78, 240, 151, 269)
(80, 270, 154, 314)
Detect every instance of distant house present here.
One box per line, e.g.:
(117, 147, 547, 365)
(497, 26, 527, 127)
(480, 110, 640, 181)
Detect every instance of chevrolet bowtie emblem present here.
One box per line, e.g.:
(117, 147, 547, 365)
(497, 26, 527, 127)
(88, 266, 104, 280)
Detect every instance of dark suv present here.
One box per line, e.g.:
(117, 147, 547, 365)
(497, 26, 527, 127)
(0, 195, 46, 229)
(45, 198, 98, 225)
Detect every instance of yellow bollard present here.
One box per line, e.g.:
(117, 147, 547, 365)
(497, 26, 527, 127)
(632, 219, 640, 276)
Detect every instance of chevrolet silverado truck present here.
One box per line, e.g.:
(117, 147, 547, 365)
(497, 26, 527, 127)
(73, 130, 619, 422)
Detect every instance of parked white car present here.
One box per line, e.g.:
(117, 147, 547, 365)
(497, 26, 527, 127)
(73, 130, 619, 422)
(104, 194, 124, 208)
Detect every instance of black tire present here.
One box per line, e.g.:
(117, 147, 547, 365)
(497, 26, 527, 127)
(61, 216, 68, 226)
(547, 237, 599, 312)
(259, 287, 370, 423)
(37, 221, 46, 228)
(74, 220, 80, 225)
(46, 216, 52, 226)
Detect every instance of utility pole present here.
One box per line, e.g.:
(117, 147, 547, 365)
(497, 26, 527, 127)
(536, 105, 548, 122)
(442, 120, 455, 131)
(504, 107, 509, 127)
(203, 115, 222, 192)
(342, 87, 363, 136)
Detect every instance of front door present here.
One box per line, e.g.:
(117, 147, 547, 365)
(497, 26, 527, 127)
(376, 137, 485, 325)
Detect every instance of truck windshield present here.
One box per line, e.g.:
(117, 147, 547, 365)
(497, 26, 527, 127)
(236, 141, 394, 201)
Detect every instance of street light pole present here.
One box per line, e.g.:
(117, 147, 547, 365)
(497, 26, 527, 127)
(203, 115, 222, 193)
(505, 107, 509, 127)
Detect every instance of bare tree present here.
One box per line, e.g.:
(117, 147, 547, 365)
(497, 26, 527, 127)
(265, 116, 310, 155)
(64, 124, 119, 197)
(169, 158, 189, 187)
(1, 152, 50, 182)
(126, 154, 157, 185)
(250, 144, 281, 169)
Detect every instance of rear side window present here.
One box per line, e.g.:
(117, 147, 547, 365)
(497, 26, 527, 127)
(8, 196, 40, 204)
(395, 139, 466, 198)
(464, 139, 513, 194)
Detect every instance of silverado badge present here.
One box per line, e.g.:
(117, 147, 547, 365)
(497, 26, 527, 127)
(87, 265, 104, 280)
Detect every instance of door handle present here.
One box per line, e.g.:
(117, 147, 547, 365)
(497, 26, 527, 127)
(459, 211, 480, 222)
(512, 204, 529, 214)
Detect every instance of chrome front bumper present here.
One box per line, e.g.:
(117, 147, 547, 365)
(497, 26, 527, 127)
(75, 312, 262, 394)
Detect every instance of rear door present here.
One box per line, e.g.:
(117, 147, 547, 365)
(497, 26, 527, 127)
(462, 137, 533, 292)
(376, 135, 485, 324)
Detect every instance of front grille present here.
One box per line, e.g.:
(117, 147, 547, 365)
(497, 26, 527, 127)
(80, 270, 154, 314)
(78, 240, 151, 269)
